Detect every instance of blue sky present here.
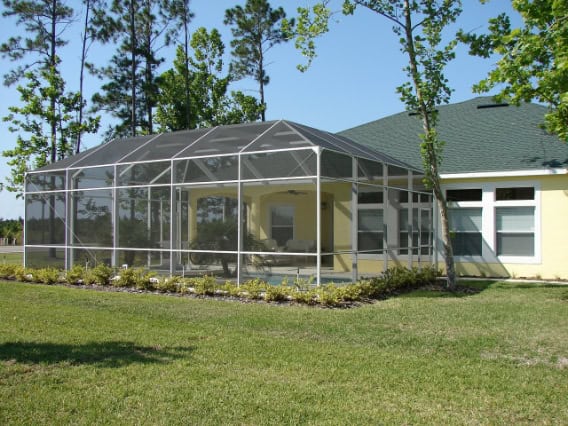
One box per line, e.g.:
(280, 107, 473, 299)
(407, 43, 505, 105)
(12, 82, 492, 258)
(0, 0, 520, 219)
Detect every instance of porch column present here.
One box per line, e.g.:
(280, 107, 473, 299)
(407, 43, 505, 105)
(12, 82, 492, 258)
(316, 147, 322, 286)
(351, 157, 358, 283)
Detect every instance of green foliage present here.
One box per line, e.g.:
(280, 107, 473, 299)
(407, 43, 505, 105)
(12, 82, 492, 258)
(224, 0, 294, 121)
(114, 267, 156, 290)
(65, 264, 85, 285)
(239, 278, 270, 300)
(0, 218, 23, 243)
(0, 264, 23, 280)
(156, 32, 262, 132)
(83, 263, 113, 286)
(186, 275, 219, 296)
(32, 267, 61, 285)
(156, 275, 183, 293)
(459, 0, 568, 142)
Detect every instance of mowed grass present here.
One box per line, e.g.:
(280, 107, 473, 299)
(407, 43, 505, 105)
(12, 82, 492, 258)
(0, 281, 566, 425)
(0, 252, 22, 264)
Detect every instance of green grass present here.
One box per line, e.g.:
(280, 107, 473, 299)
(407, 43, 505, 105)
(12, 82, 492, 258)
(1, 281, 566, 425)
(0, 252, 22, 264)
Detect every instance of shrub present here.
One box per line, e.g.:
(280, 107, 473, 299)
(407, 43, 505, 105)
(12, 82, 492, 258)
(0, 263, 21, 280)
(292, 289, 317, 305)
(156, 275, 183, 293)
(65, 264, 85, 285)
(264, 285, 292, 302)
(114, 267, 156, 290)
(188, 275, 218, 296)
(33, 267, 60, 285)
(84, 263, 113, 286)
(239, 278, 270, 300)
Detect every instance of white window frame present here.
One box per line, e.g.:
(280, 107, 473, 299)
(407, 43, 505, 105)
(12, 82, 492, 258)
(442, 181, 541, 264)
(269, 204, 295, 247)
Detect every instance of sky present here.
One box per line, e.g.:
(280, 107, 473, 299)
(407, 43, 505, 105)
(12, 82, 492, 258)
(0, 0, 520, 219)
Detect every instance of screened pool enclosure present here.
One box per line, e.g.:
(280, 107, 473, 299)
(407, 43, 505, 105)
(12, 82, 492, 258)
(25, 120, 434, 284)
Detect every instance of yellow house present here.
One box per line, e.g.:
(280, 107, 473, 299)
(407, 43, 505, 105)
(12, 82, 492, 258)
(341, 97, 568, 280)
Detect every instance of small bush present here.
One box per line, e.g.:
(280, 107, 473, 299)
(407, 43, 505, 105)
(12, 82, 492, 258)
(114, 267, 156, 290)
(0, 264, 21, 280)
(239, 278, 270, 300)
(156, 275, 183, 293)
(33, 267, 60, 285)
(264, 285, 292, 302)
(65, 264, 85, 285)
(188, 275, 218, 295)
(84, 263, 113, 286)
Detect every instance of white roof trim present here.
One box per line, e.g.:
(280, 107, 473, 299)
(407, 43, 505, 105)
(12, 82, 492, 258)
(441, 168, 568, 179)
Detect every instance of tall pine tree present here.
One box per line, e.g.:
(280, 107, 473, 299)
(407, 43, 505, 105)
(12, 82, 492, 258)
(224, 0, 294, 122)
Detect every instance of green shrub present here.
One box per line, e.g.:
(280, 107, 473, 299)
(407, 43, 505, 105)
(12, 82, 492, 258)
(33, 267, 60, 285)
(84, 263, 113, 286)
(156, 275, 183, 293)
(239, 278, 270, 300)
(0, 263, 20, 280)
(264, 285, 292, 302)
(292, 289, 317, 305)
(114, 267, 156, 290)
(188, 275, 218, 295)
(65, 264, 85, 285)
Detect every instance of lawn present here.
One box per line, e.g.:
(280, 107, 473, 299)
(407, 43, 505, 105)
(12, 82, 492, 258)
(0, 280, 566, 425)
(0, 252, 22, 264)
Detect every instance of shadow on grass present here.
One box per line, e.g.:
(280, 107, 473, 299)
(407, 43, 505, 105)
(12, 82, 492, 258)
(0, 341, 194, 367)
(398, 280, 495, 299)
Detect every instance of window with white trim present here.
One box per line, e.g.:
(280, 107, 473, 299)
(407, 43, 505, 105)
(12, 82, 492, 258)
(445, 183, 539, 263)
(270, 205, 294, 246)
(357, 190, 383, 254)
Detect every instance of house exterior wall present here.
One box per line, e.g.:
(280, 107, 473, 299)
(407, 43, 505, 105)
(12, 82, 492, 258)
(441, 173, 568, 280)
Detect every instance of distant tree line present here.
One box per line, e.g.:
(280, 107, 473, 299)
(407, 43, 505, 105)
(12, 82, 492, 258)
(0, 218, 23, 244)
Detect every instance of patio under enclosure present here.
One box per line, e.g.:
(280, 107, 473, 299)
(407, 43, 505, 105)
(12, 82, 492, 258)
(24, 120, 434, 285)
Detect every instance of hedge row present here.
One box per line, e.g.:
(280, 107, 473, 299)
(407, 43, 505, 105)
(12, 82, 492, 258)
(0, 263, 440, 307)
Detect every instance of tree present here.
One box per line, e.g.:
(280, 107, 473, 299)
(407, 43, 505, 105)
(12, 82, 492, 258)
(155, 28, 263, 131)
(295, 0, 462, 288)
(1, 0, 98, 196)
(458, 0, 568, 142)
(224, 0, 294, 122)
(90, 0, 179, 139)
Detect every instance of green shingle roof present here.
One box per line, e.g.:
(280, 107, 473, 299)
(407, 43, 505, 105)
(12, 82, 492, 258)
(339, 97, 568, 174)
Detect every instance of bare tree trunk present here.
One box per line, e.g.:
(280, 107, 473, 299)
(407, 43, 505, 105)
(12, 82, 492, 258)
(77, 0, 91, 154)
(129, 0, 137, 136)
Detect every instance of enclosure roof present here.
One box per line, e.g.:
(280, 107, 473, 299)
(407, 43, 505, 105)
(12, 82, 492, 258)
(35, 120, 418, 172)
(340, 97, 568, 174)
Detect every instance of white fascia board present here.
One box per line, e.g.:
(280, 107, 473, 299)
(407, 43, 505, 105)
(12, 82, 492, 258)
(440, 168, 568, 179)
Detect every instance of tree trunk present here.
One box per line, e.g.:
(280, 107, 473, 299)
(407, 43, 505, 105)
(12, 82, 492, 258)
(129, 0, 137, 136)
(77, 0, 91, 154)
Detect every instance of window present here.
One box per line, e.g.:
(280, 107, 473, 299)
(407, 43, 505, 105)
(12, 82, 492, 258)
(400, 208, 432, 255)
(358, 208, 383, 253)
(496, 187, 534, 201)
(496, 207, 535, 256)
(449, 208, 482, 256)
(444, 183, 539, 262)
(447, 188, 482, 202)
(271, 206, 294, 246)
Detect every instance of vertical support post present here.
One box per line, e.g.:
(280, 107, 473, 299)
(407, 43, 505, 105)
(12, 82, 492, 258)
(383, 164, 389, 272)
(433, 194, 439, 270)
(23, 173, 27, 268)
(316, 147, 322, 286)
(65, 169, 71, 270)
(237, 154, 243, 286)
(351, 156, 358, 283)
(169, 160, 176, 275)
(112, 164, 118, 268)
(407, 171, 413, 269)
